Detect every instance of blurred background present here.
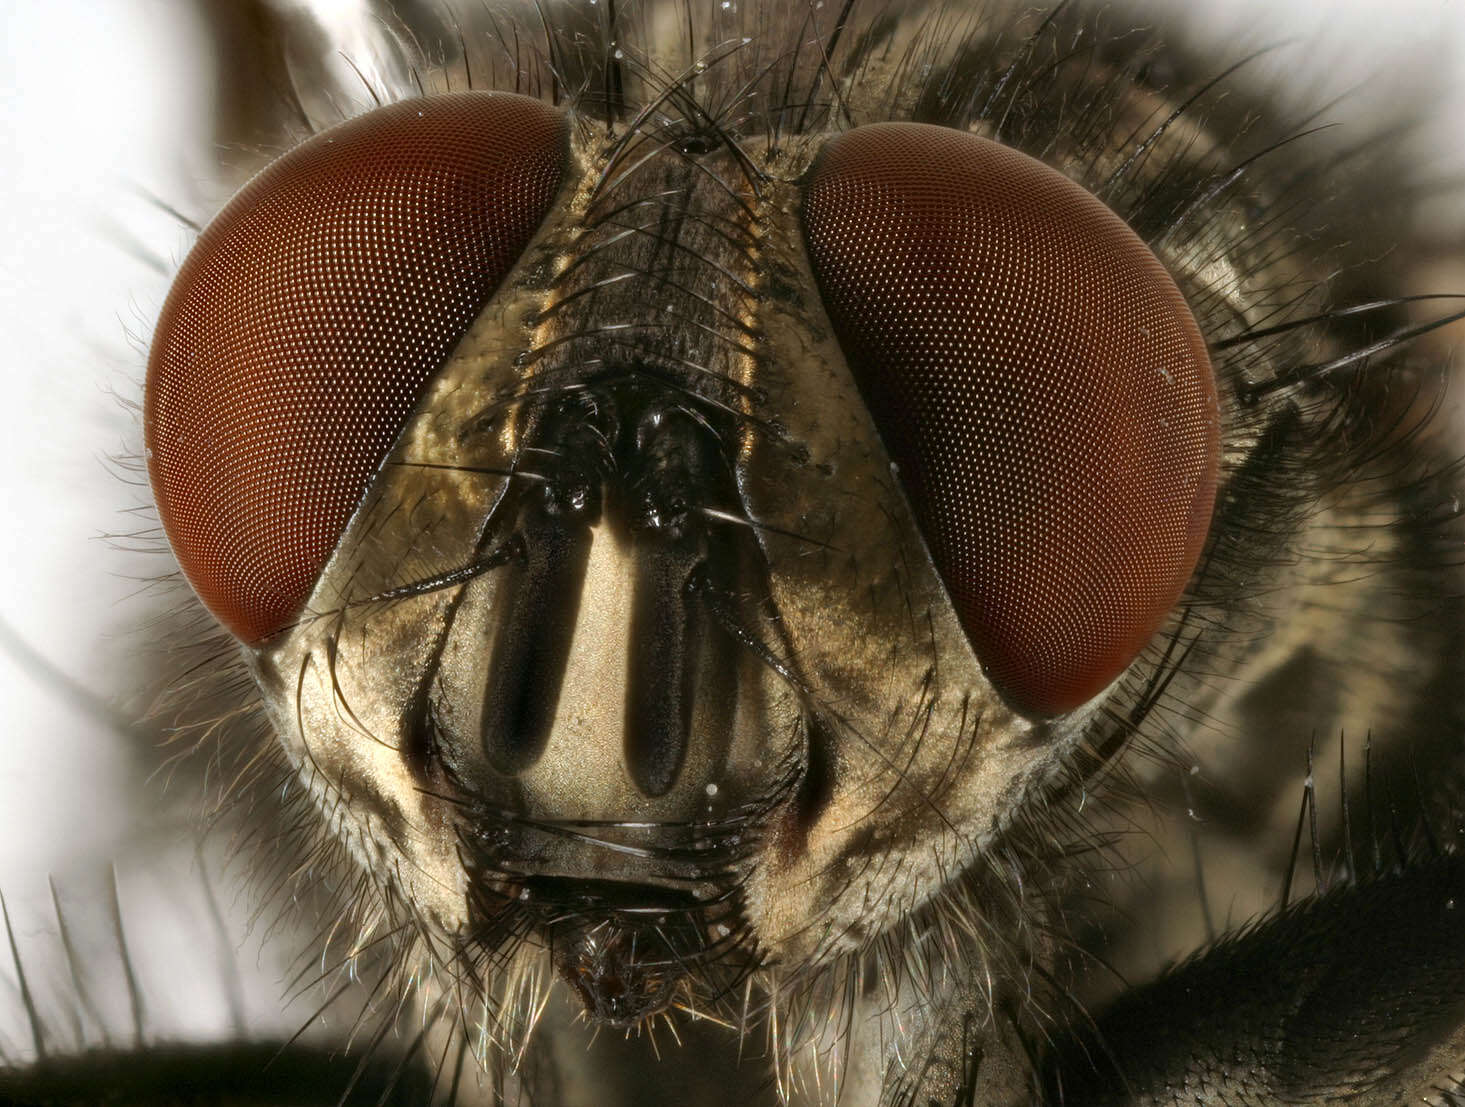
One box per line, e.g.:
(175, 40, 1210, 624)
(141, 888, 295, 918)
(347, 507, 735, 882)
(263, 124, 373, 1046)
(1, 0, 1464, 1063)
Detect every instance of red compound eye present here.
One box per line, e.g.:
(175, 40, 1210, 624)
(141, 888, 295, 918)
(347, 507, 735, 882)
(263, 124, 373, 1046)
(146, 92, 566, 642)
(803, 123, 1219, 717)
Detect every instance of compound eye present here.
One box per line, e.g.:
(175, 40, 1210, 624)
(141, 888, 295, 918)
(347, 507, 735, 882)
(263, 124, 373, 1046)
(803, 123, 1219, 717)
(146, 92, 566, 642)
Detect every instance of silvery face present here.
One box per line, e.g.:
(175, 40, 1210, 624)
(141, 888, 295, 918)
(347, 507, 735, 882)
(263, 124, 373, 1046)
(4, 2, 1465, 1104)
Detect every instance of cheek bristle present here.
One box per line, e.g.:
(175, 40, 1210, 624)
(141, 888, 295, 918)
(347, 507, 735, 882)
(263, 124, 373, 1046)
(803, 122, 1220, 716)
(145, 92, 566, 642)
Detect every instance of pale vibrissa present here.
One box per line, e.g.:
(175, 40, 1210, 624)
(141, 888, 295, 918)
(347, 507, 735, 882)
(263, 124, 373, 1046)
(5, 1, 1465, 1104)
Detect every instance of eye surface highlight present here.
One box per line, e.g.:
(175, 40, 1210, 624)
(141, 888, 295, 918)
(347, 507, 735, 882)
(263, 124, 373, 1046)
(803, 122, 1219, 717)
(145, 92, 567, 642)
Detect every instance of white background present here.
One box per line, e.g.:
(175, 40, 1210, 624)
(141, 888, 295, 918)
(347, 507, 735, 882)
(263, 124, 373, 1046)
(1, 0, 1464, 1057)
